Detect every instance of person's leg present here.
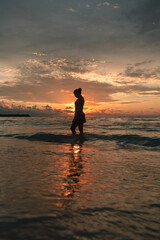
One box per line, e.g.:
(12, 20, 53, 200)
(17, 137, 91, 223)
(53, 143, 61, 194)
(78, 123, 83, 134)
(71, 122, 78, 134)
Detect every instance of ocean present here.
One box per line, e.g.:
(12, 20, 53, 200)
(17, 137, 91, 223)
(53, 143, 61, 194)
(0, 116, 160, 240)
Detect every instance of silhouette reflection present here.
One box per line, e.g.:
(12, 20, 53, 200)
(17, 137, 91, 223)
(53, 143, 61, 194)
(63, 142, 84, 198)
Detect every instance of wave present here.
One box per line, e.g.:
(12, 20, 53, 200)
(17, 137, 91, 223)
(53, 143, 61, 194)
(17, 133, 85, 144)
(88, 133, 160, 147)
(1, 132, 160, 148)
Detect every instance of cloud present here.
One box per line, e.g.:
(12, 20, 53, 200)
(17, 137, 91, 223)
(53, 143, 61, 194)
(120, 101, 140, 104)
(59, 57, 97, 73)
(0, 56, 160, 107)
(0, 101, 65, 116)
(134, 60, 153, 67)
(121, 64, 160, 80)
(0, 65, 19, 84)
(0, 57, 118, 104)
(1, 0, 159, 67)
(66, 8, 77, 13)
(85, 4, 90, 8)
(113, 4, 119, 9)
(65, 106, 72, 110)
(97, 2, 110, 7)
(124, 85, 160, 96)
(48, 91, 55, 94)
(0, 1, 159, 116)
(3, 81, 15, 85)
(129, 0, 160, 32)
(32, 52, 47, 56)
(138, 91, 160, 96)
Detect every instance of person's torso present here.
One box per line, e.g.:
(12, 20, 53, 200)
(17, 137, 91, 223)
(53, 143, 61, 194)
(75, 96, 84, 112)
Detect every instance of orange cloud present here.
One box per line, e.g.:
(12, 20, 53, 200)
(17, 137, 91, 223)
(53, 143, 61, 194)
(3, 81, 15, 85)
(55, 76, 62, 80)
(60, 89, 70, 93)
(0, 57, 160, 116)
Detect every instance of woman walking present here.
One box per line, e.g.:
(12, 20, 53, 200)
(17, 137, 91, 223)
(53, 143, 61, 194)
(71, 88, 86, 134)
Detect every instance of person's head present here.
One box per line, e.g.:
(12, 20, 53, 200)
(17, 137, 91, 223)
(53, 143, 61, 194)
(73, 88, 82, 98)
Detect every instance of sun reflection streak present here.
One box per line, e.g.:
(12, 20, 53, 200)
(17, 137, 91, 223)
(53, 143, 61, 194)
(62, 143, 84, 198)
(73, 144, 81, 154)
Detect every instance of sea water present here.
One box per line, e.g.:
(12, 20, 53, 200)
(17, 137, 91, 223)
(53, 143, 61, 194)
(0, 116, 160, 240)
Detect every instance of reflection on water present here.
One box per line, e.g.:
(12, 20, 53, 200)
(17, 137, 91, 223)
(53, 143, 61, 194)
(63, 143, 84, 198)
(0, 136, 160, 240)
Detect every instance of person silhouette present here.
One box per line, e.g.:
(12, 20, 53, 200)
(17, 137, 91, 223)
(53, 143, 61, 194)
(71, 88, 86, 134)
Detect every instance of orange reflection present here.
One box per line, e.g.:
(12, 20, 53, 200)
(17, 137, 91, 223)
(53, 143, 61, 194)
(62, 143, 84, 198)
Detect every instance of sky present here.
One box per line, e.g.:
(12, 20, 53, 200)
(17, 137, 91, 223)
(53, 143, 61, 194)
(0, 0, 160, 116)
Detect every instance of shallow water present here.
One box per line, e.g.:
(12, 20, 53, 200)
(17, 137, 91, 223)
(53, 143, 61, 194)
(0, 116, 160, 239)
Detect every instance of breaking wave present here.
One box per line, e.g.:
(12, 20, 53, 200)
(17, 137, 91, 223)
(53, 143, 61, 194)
(1, 132, 160, 148)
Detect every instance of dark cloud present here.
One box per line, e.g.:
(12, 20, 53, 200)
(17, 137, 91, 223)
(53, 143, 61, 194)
(120, 101, 141, 105)
(138, 92, 160, 96)
(61, 58, 95, 73)
(3, 81, 15, 85)
(1, 0, 159, 65)
(128, 0, 160, 48)
(134, 60, 153, 67)
(129, 0, 160, 33)
(121, 64, 160, 80)
(0, 101, 64, 116)
(125, 86, 160, 96)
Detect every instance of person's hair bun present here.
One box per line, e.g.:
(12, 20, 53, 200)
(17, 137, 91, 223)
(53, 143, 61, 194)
(73, 88, 82, 95)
